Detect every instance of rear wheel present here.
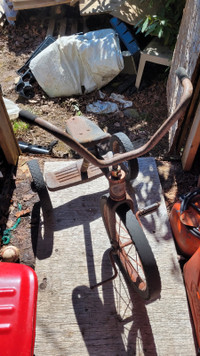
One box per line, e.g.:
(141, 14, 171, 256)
(27, 159, 52, 213)
(110, 132, 139, 181)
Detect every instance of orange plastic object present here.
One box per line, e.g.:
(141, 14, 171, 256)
(0, 263, 38, 356)
(170, 200, 200, 257)
(184, 247, 200, 348)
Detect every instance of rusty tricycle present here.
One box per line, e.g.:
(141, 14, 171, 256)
(19, 67, 192, 303)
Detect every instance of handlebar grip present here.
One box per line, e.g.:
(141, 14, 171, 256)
(19, 109, 37, 123)
(175, 67, 190, 83)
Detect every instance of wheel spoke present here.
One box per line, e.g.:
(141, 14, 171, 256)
(120, 240, 134, 248)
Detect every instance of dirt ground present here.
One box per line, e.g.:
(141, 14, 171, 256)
(0, 6, 199, 266)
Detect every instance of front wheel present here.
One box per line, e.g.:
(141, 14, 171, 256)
(110, 132, 139, 181)
(100, 197, 161, 301)
(115, 207, 161, 300)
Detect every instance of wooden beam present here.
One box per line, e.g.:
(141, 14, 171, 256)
(182, 99, 200, 171)
(198, 175, 200, 187)
(79, 0, 111, 15)
(167, 0, 200, 152)
(46, 6, 56, 37)
(177, 59, 200, 152)
(12, 0, 71, 10)
(70, 0, 79, 5)
(0, 89, 20, 165)
(59, 17, 67, 36)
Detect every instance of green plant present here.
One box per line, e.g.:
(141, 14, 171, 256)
(72, 103, 82, 116)
(135, 0, 186, 48)
(12, 120, 29, 134)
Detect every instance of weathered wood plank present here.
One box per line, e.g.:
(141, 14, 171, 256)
(34, 158, 196, 355)
(59, 17, 67, 36)
(79, 0, 161, 26)
(79, 0, 111, 15)
(12, 0, 71, 10)
(167, 0, 200, 151)
(177, 68, 200, 152)
(182, 99, 200, 170)
(70, 0, 79, 6)
(46, 6, 56, 37)
(0, 89, 20, 165)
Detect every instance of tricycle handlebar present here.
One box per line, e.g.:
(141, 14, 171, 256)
(19, 68, 193, 168)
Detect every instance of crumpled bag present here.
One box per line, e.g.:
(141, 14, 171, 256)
(30, 29, 124, 98)
(86, 100, 119, 114)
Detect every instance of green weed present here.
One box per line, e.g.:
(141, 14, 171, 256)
(12, 120, 29, 134)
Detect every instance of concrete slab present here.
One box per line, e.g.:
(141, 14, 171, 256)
(34, 157, 196, 355)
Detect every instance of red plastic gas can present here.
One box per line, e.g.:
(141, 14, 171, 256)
(0, 263, 38, 356)
(184, 247, 200, 348)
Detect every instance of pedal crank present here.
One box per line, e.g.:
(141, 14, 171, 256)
(136, 202, 160, 225)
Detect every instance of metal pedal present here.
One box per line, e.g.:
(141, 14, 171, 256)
(46, 116, 112, 191)
(45, 159, 103, 191)
(45, 151, 113, 191)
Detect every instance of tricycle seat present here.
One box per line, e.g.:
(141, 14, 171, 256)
(0, 263, 38, 356)
(66, 115, 110, 148)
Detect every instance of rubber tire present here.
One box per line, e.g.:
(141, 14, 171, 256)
(27, 159, 52, 213)
(116, 206, 161, 300)
(100, 194, 161, 301)
(110, 132, 139, 181)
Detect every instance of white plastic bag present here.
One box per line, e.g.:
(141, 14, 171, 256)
(30, 29, 124, 98)
(109, 93, 133, 108)
(3, 98, 20, 120)
(86, 100, 119, 114)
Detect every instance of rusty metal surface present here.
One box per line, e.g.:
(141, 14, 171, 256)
(66, 116, 111, 147)
(45, 159, 103, 191)
(45, 151, 113, 191)
(108, 169, 126, 201)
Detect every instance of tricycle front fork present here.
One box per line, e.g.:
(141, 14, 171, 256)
(90, 166, 159, 289)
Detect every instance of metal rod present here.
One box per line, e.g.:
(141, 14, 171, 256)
(90, 249, 118, 289)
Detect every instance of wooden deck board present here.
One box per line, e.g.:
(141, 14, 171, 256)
(12, 0, 71, 10)
(79, 0, 161, 26)
(34, 157, 196, 355)
(0, 90, 20, 165)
